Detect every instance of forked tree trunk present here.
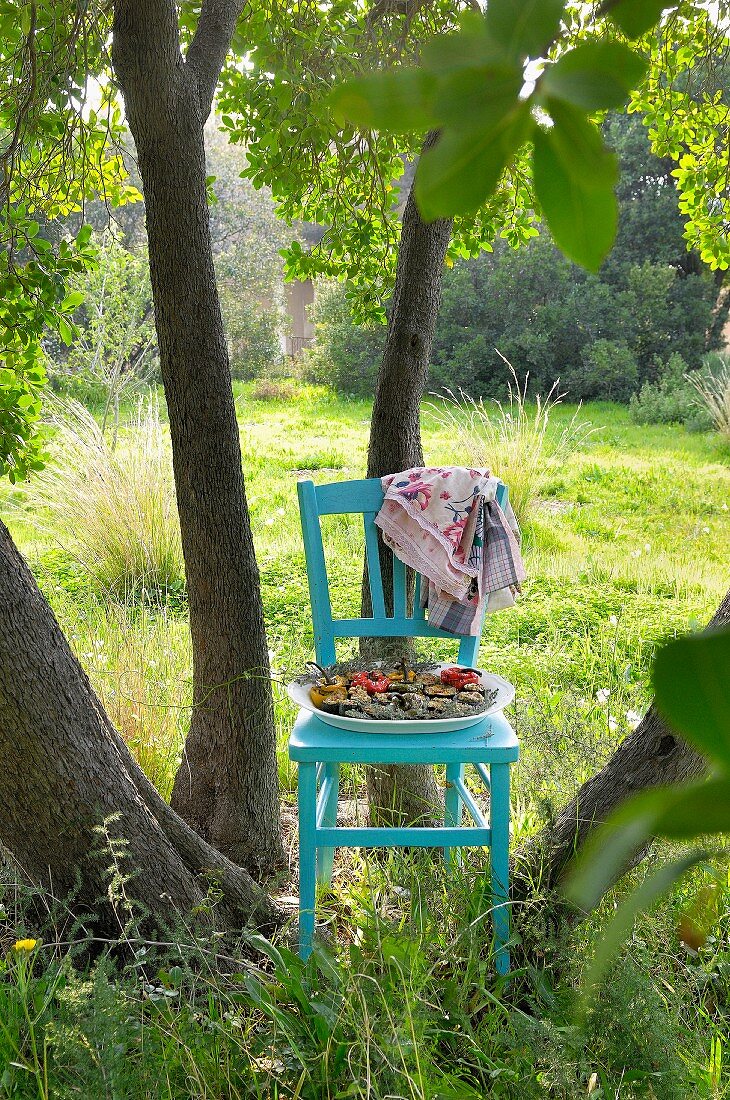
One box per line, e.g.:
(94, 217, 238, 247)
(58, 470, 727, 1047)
(519, 586, 730, 898)
(0, 519, 280, 935)
(113, 1, 283, 872)
(363, 135, 453, 826)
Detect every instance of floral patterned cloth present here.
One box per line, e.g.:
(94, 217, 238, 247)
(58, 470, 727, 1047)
(375, 466, 525, 636)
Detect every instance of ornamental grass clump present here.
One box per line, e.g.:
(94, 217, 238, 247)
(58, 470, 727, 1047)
(427, 359, 596, 527)
(688, 355, 730, 441)
(32, 395, 184, 603)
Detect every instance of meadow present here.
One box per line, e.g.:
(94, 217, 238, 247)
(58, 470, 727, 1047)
(1, 382, 729, 1099)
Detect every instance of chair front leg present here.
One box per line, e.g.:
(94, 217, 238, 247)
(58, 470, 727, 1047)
(316, 762, 340, 886)
(443, 762, 464, 867)
(490, 762, 511, 976)
(298, 761, 318, 960)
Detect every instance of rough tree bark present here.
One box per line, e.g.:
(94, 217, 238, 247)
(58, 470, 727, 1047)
(0, 520, 280, 936)
(363, 134, 453, 826)
(518, 586, 730, 898)
(112, 0, 284, 872)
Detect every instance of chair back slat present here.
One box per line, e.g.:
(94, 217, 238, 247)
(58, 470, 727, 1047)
(392, 555, 407, 618)
(363, 512, 386, 617)
(412, 572, 424, 621)
(298, 476, 508, 665)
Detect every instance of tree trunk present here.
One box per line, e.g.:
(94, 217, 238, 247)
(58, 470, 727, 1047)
(363, 134, 453, 826)
(112, 1, 283, 872)
(0, 519, 280, 936)
(519, 587, 730, 897)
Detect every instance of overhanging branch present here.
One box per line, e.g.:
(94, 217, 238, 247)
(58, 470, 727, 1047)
(187, 0, 246, 121)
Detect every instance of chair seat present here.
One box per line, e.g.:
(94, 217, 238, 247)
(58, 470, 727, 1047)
(289, 708, 519, 764)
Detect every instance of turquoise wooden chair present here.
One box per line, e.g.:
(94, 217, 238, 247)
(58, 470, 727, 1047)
(289, 477, 519, 974)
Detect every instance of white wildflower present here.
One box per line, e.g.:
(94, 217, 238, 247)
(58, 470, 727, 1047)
(626, 709, 642, 730)
(595, 688, 611, 705)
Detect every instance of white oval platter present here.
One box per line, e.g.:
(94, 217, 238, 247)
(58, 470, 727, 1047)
(287, 664, 515, 734)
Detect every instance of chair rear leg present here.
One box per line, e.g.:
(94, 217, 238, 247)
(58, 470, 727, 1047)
(316, 762, 340, 886)
(490, 762, 511, 976)
(443, 763, 464, 867)
(298, 761, 317, 960)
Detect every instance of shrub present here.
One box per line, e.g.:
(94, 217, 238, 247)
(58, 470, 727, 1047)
(303, 281, 385, 396)
(578, 339, 638, 402)
(31, 395, 185, 602)
(221, 288, 282, 380)
(629, 353, 713, 429)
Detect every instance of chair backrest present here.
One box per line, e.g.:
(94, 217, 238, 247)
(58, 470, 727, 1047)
(297, 476, 508, 668)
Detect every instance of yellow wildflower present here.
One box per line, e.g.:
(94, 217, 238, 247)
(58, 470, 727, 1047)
(13, 938, 37, 952)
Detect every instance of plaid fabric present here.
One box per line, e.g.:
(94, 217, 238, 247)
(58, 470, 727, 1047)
(375, 467, 526, 637)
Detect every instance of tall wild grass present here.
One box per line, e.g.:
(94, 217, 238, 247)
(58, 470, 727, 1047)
(427, 361, 595, 528)
(31, 396, 184, 602)
(690, 354, 730, 441)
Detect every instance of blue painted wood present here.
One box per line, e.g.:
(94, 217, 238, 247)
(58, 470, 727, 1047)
(297, 480, 336, 666)
(331, 618, 469, 641)
(490, 763, 511, 976)
(363, 513, 386, 617)
(444, 763, 463, 867)
(315, 478, 384, 514)
(452, 775, 487, 827)
(290, 710, 519, 764)
(298, 762, 317, 960)
(456, 634, 480, 666)
(315, 826, 492, 847)
(298, 476, 508, 658)
(317, 762, 340, 885)
(392, 556, 407, 618)
(293, 475, 518, 969)
(474, 761, 491, 791)
(412, 572, 424, 620)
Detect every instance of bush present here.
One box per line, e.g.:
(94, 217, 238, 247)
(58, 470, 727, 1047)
(578, 339, 638, 402)
(303, 281, 385, 396)
(220, 286, 282, 380)
(629, 353, 713, 430)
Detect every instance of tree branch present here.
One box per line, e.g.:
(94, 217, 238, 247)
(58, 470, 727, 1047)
(187, 0, 246, 121)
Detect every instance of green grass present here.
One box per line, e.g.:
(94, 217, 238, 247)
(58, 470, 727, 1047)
(1, 383, 729, 1098)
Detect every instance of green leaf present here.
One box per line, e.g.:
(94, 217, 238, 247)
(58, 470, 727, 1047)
(432, 65, 523, 129)
(546, 100, 618, 188)
(422, 14, 502, 73)
(75, 224, 93, 247)
(655, 777, 730, 837)
(608, 0, 673, 40)
(60, 290, 85, 313)
(415, 102, 532, 220)
(532, 124, 617, 271)
(541, 41, 648, 111)
(329, 69, 437, 133)
(57, 316, 74, 346)
(565, 789, 668, 911)
(485, 0, 565, 60)
(579, 849, 708, 1003)
(654, 628, 730, 767)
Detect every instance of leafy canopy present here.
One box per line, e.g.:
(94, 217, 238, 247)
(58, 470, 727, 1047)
(0, 0, 139, 480)
(218, 0, 730, 319)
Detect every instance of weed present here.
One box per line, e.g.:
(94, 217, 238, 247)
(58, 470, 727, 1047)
(28, 395, 184, 603)
(426, 359, 596, 528)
